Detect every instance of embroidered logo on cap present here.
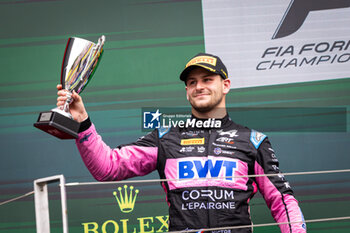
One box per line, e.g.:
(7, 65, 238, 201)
(186, 56, 217, 67)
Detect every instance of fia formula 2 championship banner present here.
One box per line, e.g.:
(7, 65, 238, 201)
(202, 0, 350, 89)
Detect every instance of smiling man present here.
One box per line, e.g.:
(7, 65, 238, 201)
(57, 53, 306, 233)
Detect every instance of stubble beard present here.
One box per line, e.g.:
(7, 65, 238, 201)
(190, 92, 224, 114)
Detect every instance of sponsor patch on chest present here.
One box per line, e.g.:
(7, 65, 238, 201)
(180, 138, 205, 145)
(178, 157, 237, 180)
(164, 156, 249, 190)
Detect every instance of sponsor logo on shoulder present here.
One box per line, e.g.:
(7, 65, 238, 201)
(272, 165, 280, 171)
(255, 131, 265, 141)
(79, 133, 92, 143)
(278, 173, 286, 181)
(250, 130, 266, 149)
(269, 148, 278, 162)
(284, 182, 291, 189)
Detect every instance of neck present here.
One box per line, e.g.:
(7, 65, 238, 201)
(192, 107, 227, 119)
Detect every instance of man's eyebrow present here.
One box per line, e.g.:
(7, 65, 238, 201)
(203, 74, 215, 77)
(187, 73, 215, 81)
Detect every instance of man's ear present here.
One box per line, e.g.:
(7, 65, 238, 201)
(223, 79, 231, 94)
(185, 86, 189, 100)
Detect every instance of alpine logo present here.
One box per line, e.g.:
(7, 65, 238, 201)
(217, 129, 238, 138)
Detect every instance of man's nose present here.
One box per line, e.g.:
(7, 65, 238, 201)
(195, 81, 205, 90)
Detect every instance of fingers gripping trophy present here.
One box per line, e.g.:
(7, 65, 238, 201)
(34, 36, 105, 139)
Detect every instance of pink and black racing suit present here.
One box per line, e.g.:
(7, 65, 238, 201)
(76, 115, 306, 233)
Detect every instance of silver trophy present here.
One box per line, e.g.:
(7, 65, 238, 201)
(34, 36, 105, 139)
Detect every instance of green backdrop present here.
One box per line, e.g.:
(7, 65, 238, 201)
(1, 0, 349, 232)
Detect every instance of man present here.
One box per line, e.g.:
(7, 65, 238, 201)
(57, 53, 306, 233)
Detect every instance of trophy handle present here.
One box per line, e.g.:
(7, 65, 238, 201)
(51, 91, 73, 119)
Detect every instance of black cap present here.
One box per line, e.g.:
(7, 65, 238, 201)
(180, 53, 228, 82)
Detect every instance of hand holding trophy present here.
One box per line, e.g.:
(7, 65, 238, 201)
(34, 36, 105, 139)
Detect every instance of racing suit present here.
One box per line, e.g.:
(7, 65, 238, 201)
(76, 115, 306, 233)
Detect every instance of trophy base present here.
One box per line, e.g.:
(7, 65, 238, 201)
(34, 111, 80, 139)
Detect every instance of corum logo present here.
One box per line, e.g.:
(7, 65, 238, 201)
(113, 185, 139, 213)
(273, 0, 350, 39)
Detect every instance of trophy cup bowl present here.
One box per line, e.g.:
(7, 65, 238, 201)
(34, 36, 105, 139)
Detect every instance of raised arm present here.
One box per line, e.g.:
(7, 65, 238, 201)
(57, 85, 159, 181)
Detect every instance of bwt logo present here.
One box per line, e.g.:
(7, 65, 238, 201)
(273, 0, 350, 39)
(178, 159, 237, 181)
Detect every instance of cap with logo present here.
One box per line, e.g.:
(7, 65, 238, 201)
(179, 53, 228, 82)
